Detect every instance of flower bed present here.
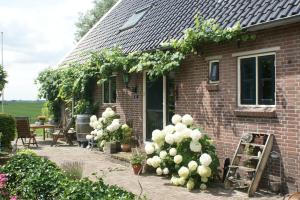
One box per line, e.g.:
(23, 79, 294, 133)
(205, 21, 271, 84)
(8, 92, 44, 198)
(145, 114, 219, 191)
(0, 154, 135, 200)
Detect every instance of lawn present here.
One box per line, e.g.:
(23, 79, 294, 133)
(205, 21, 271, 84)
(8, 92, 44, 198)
(3, 101, 45, 123)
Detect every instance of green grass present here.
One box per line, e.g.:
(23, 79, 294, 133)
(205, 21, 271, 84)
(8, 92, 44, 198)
(3, 101, 45, 123)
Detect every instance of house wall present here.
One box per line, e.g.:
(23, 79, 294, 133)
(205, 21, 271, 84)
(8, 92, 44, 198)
(93, 22, 300, 193)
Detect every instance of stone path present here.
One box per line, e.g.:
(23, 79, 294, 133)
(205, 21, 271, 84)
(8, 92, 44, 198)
(25, 138, 282, 200)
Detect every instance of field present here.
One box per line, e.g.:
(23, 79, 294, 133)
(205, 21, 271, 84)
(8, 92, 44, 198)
(3, 101, 45, 123)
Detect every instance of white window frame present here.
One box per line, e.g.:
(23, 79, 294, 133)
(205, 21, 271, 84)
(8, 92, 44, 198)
(237, 52, 276, 107)
(209, 60, 220, 83)
(102, 76, 117, 104)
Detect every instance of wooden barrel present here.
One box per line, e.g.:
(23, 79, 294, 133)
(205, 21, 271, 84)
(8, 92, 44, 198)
(75, 114, 93, 142)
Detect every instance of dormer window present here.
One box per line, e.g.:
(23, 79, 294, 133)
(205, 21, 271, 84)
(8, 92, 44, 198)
(120, 6, 151, 31)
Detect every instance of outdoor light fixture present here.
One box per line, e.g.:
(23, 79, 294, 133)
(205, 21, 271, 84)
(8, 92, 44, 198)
(122, 72, 131, 88)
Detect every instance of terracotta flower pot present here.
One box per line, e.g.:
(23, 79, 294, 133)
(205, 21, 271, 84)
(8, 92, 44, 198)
(132, 164, 142, 175)
(121, 144, 131, 152)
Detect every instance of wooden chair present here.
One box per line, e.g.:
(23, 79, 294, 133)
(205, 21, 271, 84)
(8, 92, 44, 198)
(15, 117, 38, 147)
(51, 117, 75, 146)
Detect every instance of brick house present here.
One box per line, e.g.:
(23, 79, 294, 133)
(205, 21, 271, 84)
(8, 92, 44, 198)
(61, 0, 300, 193)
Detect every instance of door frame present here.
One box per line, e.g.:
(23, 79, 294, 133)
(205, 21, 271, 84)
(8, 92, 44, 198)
(143, 71, 167, 142)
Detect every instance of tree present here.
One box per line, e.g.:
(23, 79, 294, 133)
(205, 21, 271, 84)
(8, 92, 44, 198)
(74, 0, 118, 42)
(0, 65, 7, 94)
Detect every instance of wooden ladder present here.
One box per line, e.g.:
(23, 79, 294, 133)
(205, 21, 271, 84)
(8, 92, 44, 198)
(224, 132, 274, 197)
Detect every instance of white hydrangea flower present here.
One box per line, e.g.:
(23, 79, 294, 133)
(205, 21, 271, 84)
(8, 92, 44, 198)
(178, 177, 186, 186)
(102, 107, 115, 118)
(186, 178, 195, 191)
(121, 124, 129, 130)
(152, 129, 163, 142)
(200, 183, 207, 190)
(163, 168, 169, 175)
(171, 114, 182, 124)
(159, 151, 167, 159)
(100, 140, 106, 147)
(178, 166, 189, 178)
(96, 130, 103, 137)
(169, 148, 177, 156)
(199, 153, 212, 167)
(98, 117, 104, 123)
(165, 133, 175, 144)
(112, 119, 120, 125)
(163, 125, 175, 134)
(94, 135, 100, 140)
(174, 155, 183, 164)
(190, 141, 202, 152)
(175, 123, 187, 132)
(90, 115, 97, 122)
(96, 122, 103, 130)
(146, 158, 153, 166)
(188, 160, 198, 172)
(201, 177, 208, 183)
(182, 114, 194, 126)
(197, 165, 212, 178)
(145, 143, 155, 155)
(156, 167, 163, 176)
(151, 156, 161, 168)
(190, 129, 202, 141)
(86, 135, 94, 140)
(171, 176, 179, 186)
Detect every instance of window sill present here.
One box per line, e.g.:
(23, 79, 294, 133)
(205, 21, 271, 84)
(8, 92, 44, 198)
(206, 84, 219, 91)
(234, 107, 276, 118)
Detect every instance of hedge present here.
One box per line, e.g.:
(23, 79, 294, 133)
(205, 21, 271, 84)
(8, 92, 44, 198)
(0, 113, 15, 150)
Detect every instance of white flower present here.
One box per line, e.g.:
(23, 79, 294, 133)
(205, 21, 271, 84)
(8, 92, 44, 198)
(169, 148, 177, 156)
(174, 155, 183, 164)
(156, 167, 163, 176)
(171, 176, 179, 186)
(171, 114, 182, 124)
(96, 130, 103, 137)
(188, 160, 198, 172)
(100, 140, 106, 147)
(186, 179, 195, 191)
(175, 123, 187, 132)
(146, 158, 153, 166)
(190, 129, 202, 141)
(121, 124, 129, 130)
(182, 114, 193, 126)
(159, 151, 167, 159)
(145, 143, 155, 155)
(98, 117, 105, 123)
(165, 133, 175, 144)
(102, 107, 115, 118)
(152, 129, 164, 143)
(197, 165, 212, 178)
(199, 153, 212, 167)
(94, 135, 100, 140)
(90, 115, 97, 122)
(178, 166, 189, 178)
(200, 183, 207, 190)
(151, 156, 161, 168)
(163, 125, 175, 134)
(163, 168, 169, 175)
(178, 177, 186, 186)
(190, 141, 202, 152)
(86, 135, 94, 140)
(96, 122, 103, 129)
(201, 177, 208, 183)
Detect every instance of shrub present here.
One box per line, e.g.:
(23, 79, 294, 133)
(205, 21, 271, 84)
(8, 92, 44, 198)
(0, 114, 15, 150)
(16, 149, 37, 156)
(0, 154, 135, 200)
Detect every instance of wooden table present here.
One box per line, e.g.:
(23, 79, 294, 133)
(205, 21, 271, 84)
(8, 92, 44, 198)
(30, 124, 55, 141)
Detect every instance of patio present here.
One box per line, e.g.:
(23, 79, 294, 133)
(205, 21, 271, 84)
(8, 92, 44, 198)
(21, 137, 282, 200)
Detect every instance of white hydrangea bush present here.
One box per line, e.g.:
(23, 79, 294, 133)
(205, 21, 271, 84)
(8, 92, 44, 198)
(87, 107, 132, 146)
(144, 114, 219, 191)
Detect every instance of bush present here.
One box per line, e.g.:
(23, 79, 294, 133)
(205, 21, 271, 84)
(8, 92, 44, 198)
(0, 154, 135, 200)
(0, 113, 15, 150)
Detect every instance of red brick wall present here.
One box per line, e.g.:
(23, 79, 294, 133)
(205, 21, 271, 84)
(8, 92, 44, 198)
(93, 22, 300, 193)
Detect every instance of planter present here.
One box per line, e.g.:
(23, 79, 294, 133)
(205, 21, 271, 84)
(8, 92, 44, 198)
(103, 142, 118, 154)
(132, 164, 143, 175)
(121, 144, 131, 152)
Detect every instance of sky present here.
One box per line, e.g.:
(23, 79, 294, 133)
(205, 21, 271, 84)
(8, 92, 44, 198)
(0, 0, 94, 100)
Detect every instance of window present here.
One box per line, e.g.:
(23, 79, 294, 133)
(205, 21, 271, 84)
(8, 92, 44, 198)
(209, 60, 219, 82)
(120, 6, 151, 31)
(103, 76, 116, 103)
(238, 53, 275, 106)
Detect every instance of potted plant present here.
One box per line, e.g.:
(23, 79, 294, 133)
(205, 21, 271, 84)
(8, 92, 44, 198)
(120, 124, 132, 152)
(130, 149, 146, 175)
(37, 115, 47, 125)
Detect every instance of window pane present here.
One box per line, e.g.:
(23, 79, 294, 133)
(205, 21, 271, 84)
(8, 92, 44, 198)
(103, 81, 109, 103)
(210, 62, 219, 82)
(258, 55, 275, 105)
(110, 76, 117, 103)
(240, 57, 256, 105)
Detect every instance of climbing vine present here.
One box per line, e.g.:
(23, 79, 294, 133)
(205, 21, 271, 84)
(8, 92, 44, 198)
(36, 15, 255, 120)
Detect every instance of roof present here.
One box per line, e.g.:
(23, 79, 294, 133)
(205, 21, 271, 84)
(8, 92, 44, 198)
(61, 0, 300, 65)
